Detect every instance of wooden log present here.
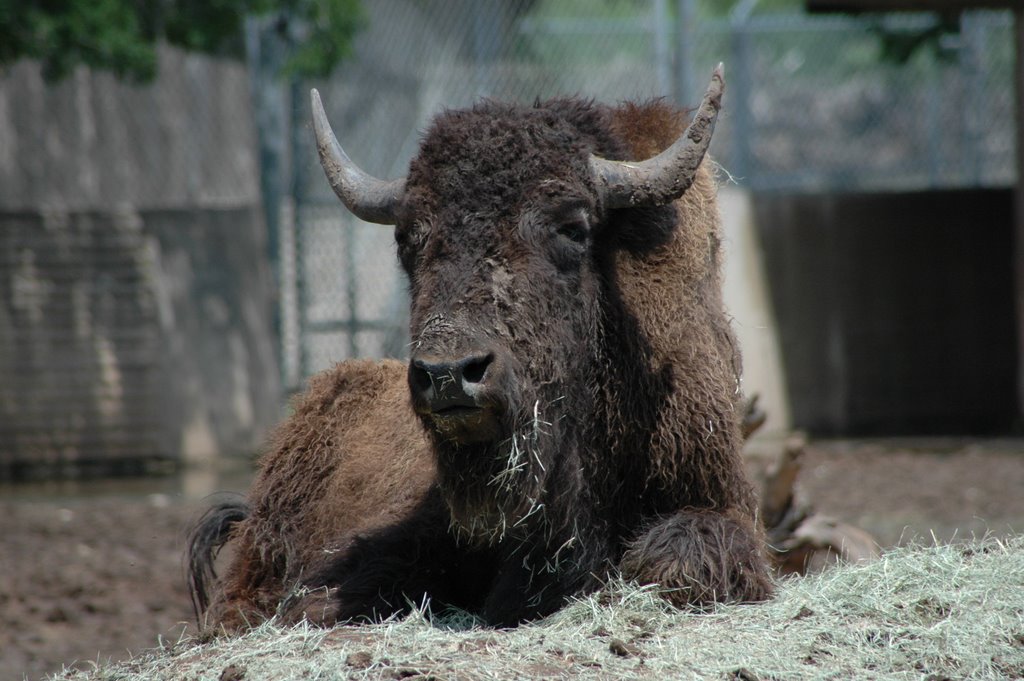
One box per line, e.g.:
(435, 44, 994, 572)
(746, 430, 880, 575)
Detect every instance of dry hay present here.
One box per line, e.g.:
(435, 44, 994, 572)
(57, 536, 1024, 680)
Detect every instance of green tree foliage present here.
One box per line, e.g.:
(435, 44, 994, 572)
(0, 0, 363, 82)
(872, 14, 961, 64)
(697, 0, 802, 16)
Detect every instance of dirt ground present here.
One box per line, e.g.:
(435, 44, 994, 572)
(2, 439, 1022, 681)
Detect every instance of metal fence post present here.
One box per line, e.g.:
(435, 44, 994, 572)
(288, 76, 316, 378)
(472, 2, 499, 98)
(675, 0, 697, 108)
(653, 0, 673, 98)
(960, 11, 984, 186)
(1014, 8, 1024, 423)
(245, 16, 291, 387)
(730, 1, 758, 185)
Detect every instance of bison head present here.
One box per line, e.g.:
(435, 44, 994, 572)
(311, 68, 724, 544)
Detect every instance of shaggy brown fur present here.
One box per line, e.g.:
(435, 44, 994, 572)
(189, 96, 773, 631)
(193, 360, 437, 630)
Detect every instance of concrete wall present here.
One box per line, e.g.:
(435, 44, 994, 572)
(145, 208, 280, 467)
(754, 187, 1017, 436)
(0, 48, 280, 479)
(720, 187, 792, 437)
(0, 207, 281, 478)
(0, 46, 258, 211)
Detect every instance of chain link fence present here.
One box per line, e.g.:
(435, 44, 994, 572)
(0, 2, 1015, 468)
(276, 1, 1016, 389)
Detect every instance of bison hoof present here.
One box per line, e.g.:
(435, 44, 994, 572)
(619, 509, 774, 607)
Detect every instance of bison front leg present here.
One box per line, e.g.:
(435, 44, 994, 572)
(480, 545, 600, 627)
(280, 489, 497, 626)
(619, 509, 774, 607)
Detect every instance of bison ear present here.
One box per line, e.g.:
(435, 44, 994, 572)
(310, 89, 405, 225)
(590, 64, 723, 210)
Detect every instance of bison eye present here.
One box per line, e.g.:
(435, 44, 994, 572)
(396, 219, 429, 273)
(532, 199, 592, 270)
(556, 219, 588, 245)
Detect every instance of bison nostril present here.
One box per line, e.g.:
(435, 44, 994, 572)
(461, 354, 492, 385)
(409, 361, 434, 396)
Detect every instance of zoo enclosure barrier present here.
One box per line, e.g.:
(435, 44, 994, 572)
(268, 2, 1016, 391)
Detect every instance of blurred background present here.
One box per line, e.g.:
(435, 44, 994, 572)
(1, 0, 1022, 677)
(0, 0, 1020, 477)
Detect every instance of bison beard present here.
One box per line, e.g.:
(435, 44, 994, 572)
(189, 67, 774, 631)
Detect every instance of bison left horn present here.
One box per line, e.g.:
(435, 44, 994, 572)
(590, 64, 725, 210)
(310, 89, 405, 225)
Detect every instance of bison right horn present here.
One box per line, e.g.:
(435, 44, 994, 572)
(310, 89, 405, 225)
(590, 64, 725, 210)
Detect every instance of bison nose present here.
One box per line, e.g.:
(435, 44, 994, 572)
(409, 353, 494, 413)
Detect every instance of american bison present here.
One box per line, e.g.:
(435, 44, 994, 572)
(189, 65, 774, 630)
